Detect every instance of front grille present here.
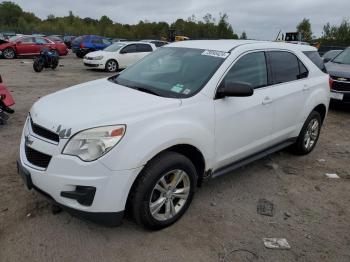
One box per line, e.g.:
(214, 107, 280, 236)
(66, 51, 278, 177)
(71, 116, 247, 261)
(332, 81, 350, 92)
(30, 118, 59, 143)
(25, 146, 52, 169)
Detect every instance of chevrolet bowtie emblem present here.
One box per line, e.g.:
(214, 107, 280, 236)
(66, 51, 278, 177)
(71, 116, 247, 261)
(25, 135, 33, 146)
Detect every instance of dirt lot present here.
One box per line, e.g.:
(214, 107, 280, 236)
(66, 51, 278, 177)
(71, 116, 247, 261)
(0, 54, 349, 262)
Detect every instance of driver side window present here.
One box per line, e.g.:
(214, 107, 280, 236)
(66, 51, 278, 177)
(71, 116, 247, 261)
(223, 52, 268, 89)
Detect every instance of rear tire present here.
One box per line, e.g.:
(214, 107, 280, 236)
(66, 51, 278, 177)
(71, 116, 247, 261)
(292, 111, 322, 155)
(75, 52, 85, 58)
(129, 151, 197, 230)
(3, 48, 15, 59)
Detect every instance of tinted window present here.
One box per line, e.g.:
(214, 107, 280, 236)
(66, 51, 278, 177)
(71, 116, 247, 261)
(137, 44, 152, 52)
(102, 38, 111, 45)
(152, 41, 166, 47)
(223, 52, 267, 89)
(303, 51, 326, 72)
(20, 37, 34, 43)
(92, 38, 103, 44)
(269, 51, 300, 84)
(298, 60, 309, 79)
(121, 44, 137, 53)
(35, 37, 49, 44)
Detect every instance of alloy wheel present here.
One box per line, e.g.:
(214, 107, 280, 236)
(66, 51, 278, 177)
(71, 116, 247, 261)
(304, 118, 319, 150)
(107, 60, 117, 72)
(3, 48, 15, 59)
(149, 169, 191, 221)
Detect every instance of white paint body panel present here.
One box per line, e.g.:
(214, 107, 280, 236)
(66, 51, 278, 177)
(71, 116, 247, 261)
(19, 40, 330, 214)
(83, 42, 156, 70)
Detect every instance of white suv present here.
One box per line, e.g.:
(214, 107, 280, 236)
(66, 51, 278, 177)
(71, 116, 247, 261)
(18, 40, 330, 229)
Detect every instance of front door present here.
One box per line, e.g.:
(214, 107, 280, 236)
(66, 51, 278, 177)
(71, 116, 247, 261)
(214, 51, 275, 170)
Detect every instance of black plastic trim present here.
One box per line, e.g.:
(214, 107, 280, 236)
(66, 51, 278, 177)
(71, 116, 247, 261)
(212, 138, 297, 178)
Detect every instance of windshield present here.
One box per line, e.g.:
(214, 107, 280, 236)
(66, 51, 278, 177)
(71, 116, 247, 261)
(104, 43, 125, 52)
(333, 48, 350, 65)
(112, 47, 227, 98)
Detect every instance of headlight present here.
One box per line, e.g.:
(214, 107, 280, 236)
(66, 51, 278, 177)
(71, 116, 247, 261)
(62, 125, 125, 161)
(92, 55, 103, 60)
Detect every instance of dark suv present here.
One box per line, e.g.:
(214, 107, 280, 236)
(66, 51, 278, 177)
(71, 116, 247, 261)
(325, 47, 350, 104)
(71, 35, 112, 58)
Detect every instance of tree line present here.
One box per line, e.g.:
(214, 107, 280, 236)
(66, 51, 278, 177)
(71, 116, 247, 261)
(0, 1, 248, 40)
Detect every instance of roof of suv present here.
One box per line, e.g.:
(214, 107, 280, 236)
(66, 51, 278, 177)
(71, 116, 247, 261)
(167, 40, 317, 52)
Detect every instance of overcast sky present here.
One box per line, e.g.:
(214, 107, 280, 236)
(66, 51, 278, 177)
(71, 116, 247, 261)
(11, 0, 350, 40)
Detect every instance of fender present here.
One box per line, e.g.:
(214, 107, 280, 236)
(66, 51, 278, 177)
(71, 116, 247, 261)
(100, 100, 215, 171)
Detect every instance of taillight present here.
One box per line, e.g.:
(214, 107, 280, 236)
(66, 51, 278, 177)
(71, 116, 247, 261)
(329, 76, 333, 89)
(80, 43, 84, 48)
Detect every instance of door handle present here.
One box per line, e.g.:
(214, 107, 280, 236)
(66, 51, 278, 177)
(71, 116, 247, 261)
(262, 96, 273, 105)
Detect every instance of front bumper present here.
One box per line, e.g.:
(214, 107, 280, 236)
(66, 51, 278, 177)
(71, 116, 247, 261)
(18, 118, 142, 225)
(83, 59, 105, 69)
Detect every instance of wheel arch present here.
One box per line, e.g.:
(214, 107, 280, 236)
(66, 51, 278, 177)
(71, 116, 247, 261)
(312, 103, 327, 123)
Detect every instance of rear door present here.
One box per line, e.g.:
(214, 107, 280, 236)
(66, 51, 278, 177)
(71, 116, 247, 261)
(15, 37, 36, 55)
(136, 43, 153, 60)
(266, 50, 310, 143)
(118, 44, 138, 68)
(34, 37, 53, 54)
(214, 51, 275, 169)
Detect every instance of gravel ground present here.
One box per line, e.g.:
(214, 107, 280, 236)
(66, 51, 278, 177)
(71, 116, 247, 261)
(0, 54, 350, 262)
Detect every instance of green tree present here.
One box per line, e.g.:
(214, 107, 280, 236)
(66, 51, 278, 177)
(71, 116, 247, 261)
(297, 18, 313, 42)
(0, 1, 23, 28)
(240, 31, 247, 39)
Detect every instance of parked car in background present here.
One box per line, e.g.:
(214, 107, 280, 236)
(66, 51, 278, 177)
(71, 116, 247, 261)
(83, 41, 156, 72)
(0, 32, 16, 40)
(109, 38, 127, 43)
(47, 35, 64, 43)
(71, 35, 112, 58)
(18, 40, 329, 229)
(326, 47, 350, 104)
(63, 35, 76, 49)
(322, 50, 342, 62)
(141, 39, 168, 47)
(0, 35, 68, 59)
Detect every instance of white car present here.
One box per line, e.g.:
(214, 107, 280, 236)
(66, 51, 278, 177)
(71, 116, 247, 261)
(18, 40, 330, 229)
(83, 41, 156, 72)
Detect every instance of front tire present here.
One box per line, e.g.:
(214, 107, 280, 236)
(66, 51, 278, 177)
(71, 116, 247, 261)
(292, 111, 322, 155)
(33, 57, 44, 72)
(105, 59, 118, 72)
(130, 151, 197, 230)
(3, 48, 15, 59)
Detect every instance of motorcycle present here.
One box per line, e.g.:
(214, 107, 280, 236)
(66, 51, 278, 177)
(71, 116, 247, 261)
(33, 47, 59, 73)
(0, 75, 15, 125)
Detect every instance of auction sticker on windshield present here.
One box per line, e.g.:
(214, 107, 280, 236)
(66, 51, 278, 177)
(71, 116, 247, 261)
(201, 50, 230, 58)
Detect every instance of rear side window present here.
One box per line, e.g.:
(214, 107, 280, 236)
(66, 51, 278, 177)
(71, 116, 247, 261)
(268, 51, 302, 84)
(20, 37, 34, 43)
(92, 38, 103, 44)
(137, 44, 153, 52)
(303, 51, 326, 73)
(35, 37, 49, 44)
(223, 52, 268, 89)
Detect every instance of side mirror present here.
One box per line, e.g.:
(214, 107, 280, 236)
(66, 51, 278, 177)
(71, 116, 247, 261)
(323, 57, 331, 63)
(217, 81, 254, 98)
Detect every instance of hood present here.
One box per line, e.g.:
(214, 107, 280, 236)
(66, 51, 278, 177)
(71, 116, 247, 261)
(30, 78, 181, 137)
(86, 50, 105, 57)
(325, 62, 350, 78)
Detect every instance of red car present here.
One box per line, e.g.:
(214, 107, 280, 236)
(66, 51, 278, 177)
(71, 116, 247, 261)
(0, 35, 68, 59)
